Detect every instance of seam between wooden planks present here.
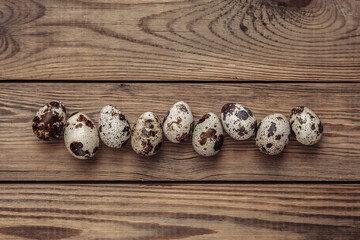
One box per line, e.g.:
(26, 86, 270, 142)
(0, 180, 360, 184)
(1, 80, 360, 84)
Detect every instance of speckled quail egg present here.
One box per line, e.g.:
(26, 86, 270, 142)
(131, 112, 163, 156)
(64, 112, 100, 159)
(192, 113, 224, 157)
(98, 105, 131, 148)
(255, 113, 290, 155)
(32, 101, 67, 141)
(290, 106, 323, 145)
(220, 103, 257, 140)
(163, 101, 194, 143)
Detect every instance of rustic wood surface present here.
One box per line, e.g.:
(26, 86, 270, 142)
(0, 0, 359, 81)
(0, 82, 359, 181)
(0, 184, 358, 240)
(1, 0, 360, 239)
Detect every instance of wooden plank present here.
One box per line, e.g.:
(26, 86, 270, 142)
(0, 0, 359, 81)
(0, 83, 359, 181)
(0, 184, 359, 239)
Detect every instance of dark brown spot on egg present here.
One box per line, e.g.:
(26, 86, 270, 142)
(298, 117, 307, 124)
(199, 128, 217, 145)
(291, 106, 305, 117)
(142, 128, 156, 137)
(70, 112, 79, 117)
(119, 114, 126, 121)
(76, 114, 95, 129)
(268, 122, 277, 137)
(145, 119, 154, 129)
(236, 126, 248, 136)
(266, 143, 273, 148)
(92, 147, 98, 154)
(243, 106, 253, 117)
(85, 120, 94, 129)
(311, 123, 316, 130)
(198, 114, 211, 124)
(260, 146, 268, 154)
(221, 103, 236, 120)
(49, 101, 60, 108)
(70, 141, 90, 157)
(276, 135, 282, 140)
(99, 125, 102, 132)
(75, 123, 82, 129)
(179, 104, 188, 113)
(163, 110, 170, 124)
(176, 132, 187, 142)
(214, 134, 224, 151)
(66, 122, 70, 127)
(318, 122, 323, 133)
(77, 114, 87, 122)
(123, 126, 130, 136)
(142, 140, 153, 154)
(236, 110, 249, 120)
(276, 116, 283, 120)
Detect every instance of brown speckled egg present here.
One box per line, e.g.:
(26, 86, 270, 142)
(163, 101, 194, 143)
(32, 101, 67, 141)
(255, 113, 290, 155)
(192, 113, 224, 157)
(290, 106, 323, 145)
(64, 112, 100, 159)
(131, 112, 163, 156)
(98, 105, 131, 148)
(220, 103, 257, 140)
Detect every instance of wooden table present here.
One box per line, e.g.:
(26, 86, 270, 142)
(1, 0, 360, 239)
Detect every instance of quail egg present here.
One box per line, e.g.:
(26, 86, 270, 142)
(290, 106, 323, 145)
(163, 101, 194, 143)
(192, 113, 224, 157)
(220, 103, 257, 140)
(32, 101, 67, 141)
(64, 112, 99, 159)
(98, 105, 131, 148)
(255, 113, 290, 155)
(131, 112, 163, 156)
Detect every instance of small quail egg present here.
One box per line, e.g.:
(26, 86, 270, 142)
(98, 105, 131, 148)
(32, 101, 67, 141)
(163, 101, 194, 143)
(131, 112, 163, 156)
(192, 113, 224, 157)
(220, 103, 257, 140)
(255, 113, 290, 155)
(290, 106, 323, 145)
(64, 112, 100, 159)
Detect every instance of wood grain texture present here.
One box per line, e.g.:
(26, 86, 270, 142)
(0, 184, 359, 240)
(1, 82, 359, 181)
(0, 0, 359, 81)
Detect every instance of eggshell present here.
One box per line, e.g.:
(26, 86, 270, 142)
(220, 103, 257, 140)
(32, 101, 67, 141)
(131, 112, 163, 156)
(98, 105, 131, 148)
(64, 112, 100, 159)
(255, 113, 290, 155)
(192, 113, 224, 157)
(163, 101, 194, 143)
(290, 106, 323, 145)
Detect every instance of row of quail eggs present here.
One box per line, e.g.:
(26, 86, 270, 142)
(32, 101, 323, 159)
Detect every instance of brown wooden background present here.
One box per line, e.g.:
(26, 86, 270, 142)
(1, 0, 360, 239)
